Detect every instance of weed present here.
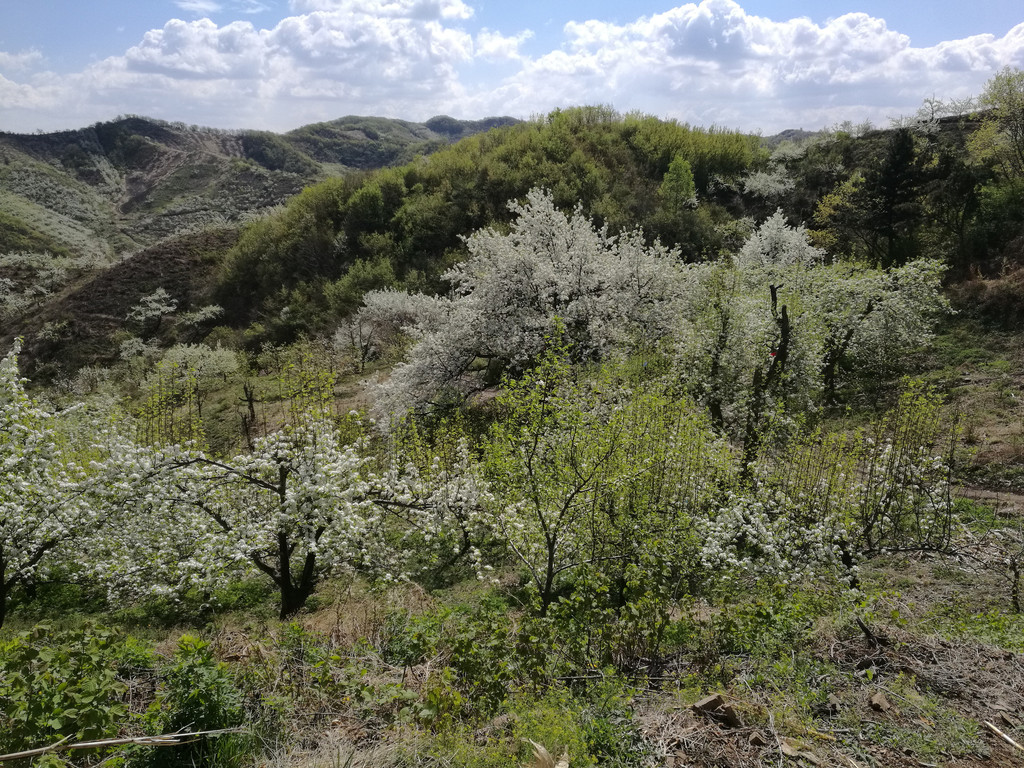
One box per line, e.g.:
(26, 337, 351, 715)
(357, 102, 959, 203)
(0, 623, 132, 754)
(923, 596, 1024, 651)
(860, 674, 985, 760)
(134, 635, 253, 768)
(744, 653, 844, 734)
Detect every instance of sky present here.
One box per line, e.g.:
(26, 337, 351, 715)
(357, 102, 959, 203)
(1, 0, 1022, 135)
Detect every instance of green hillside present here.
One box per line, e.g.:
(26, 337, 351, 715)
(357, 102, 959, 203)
(0, 117, 313, 262)
(284, 114, 521, 169)
(0, 112, 520, 375)
(216, 107, 763, 343)
(212, 104, 1024, 351)
(0, 113, 520, 264)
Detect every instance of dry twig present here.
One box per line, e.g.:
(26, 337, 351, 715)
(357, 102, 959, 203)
(985, 720, 1024, 753)
(0, 728, 246, 764)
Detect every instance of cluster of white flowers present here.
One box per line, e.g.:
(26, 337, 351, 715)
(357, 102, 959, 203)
(0, 341, 122, 623)
(335, 289, 452, 372)
(699, 488, 855, 587)
(675, 211, 948, 437)
(364, 188, 688, 422)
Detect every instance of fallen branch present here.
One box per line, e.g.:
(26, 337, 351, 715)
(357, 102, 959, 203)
(0, 728, 246, 764)
(855, 617, 889, 648)
(985, 720, 1024, 753)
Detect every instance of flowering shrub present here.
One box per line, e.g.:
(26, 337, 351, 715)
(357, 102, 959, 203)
(674, 210, 948, 454)
(92, 411, 492, 618)
(0, 341, 119, 628)
(366, 188, 688, 421)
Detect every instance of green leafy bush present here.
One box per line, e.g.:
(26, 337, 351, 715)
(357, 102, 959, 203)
(136, 635, 250, 768)
(0, 623, 134, 755)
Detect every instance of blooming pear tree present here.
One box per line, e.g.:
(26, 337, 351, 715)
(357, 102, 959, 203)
(367, 188, 688, 422)
(96, 420, 371, 616)
(0, 342, 116, 628)
(335, 289, 450, 372)
(125, 288, 178, 337)
(97, 414, 491, 618)
(675, 210, 948, 466)
(814, 257, 948, 402)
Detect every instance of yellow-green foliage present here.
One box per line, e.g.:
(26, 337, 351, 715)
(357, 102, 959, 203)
(215, 108, 762, 329)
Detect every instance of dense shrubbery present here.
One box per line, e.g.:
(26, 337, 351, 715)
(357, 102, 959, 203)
(214, 94, 1024, 348)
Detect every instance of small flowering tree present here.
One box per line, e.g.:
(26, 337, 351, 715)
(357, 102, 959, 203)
(367, 188, 688, 422)
(125, 288, 177, 337)
(675, 211, 948, 463)
(98, 420, 374, 616)
(0, 342, 114, 628)
(97, 414, 489, 618)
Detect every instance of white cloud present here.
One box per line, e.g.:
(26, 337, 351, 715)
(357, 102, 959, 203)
(1, 1, 1022, 134)
(468, 0, 1024, 131)
(288, 0, 473, 21)
(0, 3, 477, 130)
(475, 28, 532, 61)
(175, 0, 224, 15)
(124, 19, 267, 79)
(0, 49, 44, 73)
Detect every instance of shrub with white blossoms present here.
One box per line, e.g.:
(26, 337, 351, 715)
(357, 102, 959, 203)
(675, 210, 948, 450)
(373, 421, 495, 579)
(700, 489, 856, 586)
(94, 415, 492, 618)
(0, 341, 122, 627)
(699, 383, 961, 589)
(367, 188, 688, 423)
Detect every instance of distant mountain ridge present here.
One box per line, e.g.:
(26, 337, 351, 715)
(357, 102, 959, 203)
(0, 112, 519, 379)
(0, 113, 521, 264)
(284, 114, 521, 170)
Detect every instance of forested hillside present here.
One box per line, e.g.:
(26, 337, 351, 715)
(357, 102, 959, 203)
(3, 70, 1024, 768)
(0, 113, 518, 375)
(0, 113, 520, 265)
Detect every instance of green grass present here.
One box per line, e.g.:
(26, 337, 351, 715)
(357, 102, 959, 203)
(923, 597, 1024, 652)
(854, 674, 985, 761)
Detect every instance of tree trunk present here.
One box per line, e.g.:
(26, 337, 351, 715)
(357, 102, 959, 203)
(278, 580, 314, 619)
(538, 536, 558, 618)
(707, 304, 731, 431)
(0, 560, 9, 630)
(273, 527, 319, 619)
(742, 298, 790, 479)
